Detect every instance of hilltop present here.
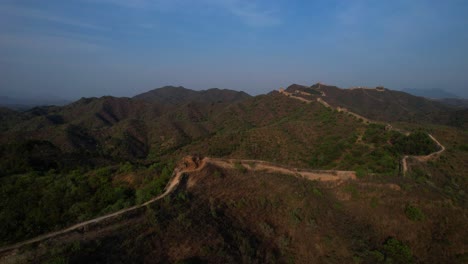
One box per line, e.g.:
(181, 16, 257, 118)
(281, 83, 466, 127)
(133, 86, 251, 105)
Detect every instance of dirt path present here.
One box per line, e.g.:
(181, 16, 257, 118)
(0, 157, 356, 254)
(278, 89, 313, 104)
(401, 133, 446, 175)
(0, 156, 208, 254)
(208, 158, 356, 181)
(278, 89, 446, 176)
(280, 89, 371, 123)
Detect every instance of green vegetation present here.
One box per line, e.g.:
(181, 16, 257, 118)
(290, 208, 302, 224)
(135, 165, 172, 204)
(356, 238, 414, 263)
(0, 87, 466, 263)
(344, 184, 360, 199)
(0, 140, 62, 177)
(311, 186, 323, 197)
(308, 135, 350, 168)
(459, 144, 468, 152)
(391, 131, 440, 155)
(259, 222, 275, 237)
(382, 238, 414, 264)
(337, 124, 440, 176)
(404, 204, 425, 221)
(370, 197, 379, 208)
(0, 162, 173, 245)
(234, 162, 247, 173)
(15, 154, 465, 264)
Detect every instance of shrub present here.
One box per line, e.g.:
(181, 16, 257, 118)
(459, 144, 468, 152)
(145, 205, 158, 226)
(118, 162, 134, 173)
(344, 185, 359, 199)
(259, 222, 274, 236)
(290, 208, 302, 224)
(405, 204, 425, 221)
(234, 162, 247, 173)
(382, 238, 414, 264)
(392, 131, 439, 155)
(312, 187, 323, 197)
(370, 197, 379, 208)
(355, 167, 367, 178)
(44, 256, 68, 264)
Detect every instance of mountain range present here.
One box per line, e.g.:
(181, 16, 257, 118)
(0, 95, 71, 110)
(0, 83, 466, 263)
(402, 88, 460, 99)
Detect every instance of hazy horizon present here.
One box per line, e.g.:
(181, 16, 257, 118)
(1, 0, 468, 99)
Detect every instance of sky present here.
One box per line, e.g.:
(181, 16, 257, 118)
(0, 0, 467, 99)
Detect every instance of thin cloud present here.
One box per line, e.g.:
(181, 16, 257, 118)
(89, 0, 152, 8)
(0, 33, 104, 53)
(87, 0, 178, 10)
(0, 5, 107, 31)
(88, 0, 281, 27)
(221, 0, 281, 27)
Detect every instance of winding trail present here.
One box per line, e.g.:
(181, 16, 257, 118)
(209, 158, 356, 181)
(401, 133, 446, 175)
(0, 157, 355, 255)
(0, 157, 207, 254)
(0, 91, 448, 255)
(278, 88, 446, 176)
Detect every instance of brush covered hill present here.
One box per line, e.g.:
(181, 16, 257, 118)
(0, 85, 467, 263)
(133, 86, 251, 105)
(448, 108, 468, 129)
(0, 88, 439, 178)
(435, 98, 468, 109)
(4, 157, 467, 264)
(283, 83, 466, 126)
(0, 98, 233, 175)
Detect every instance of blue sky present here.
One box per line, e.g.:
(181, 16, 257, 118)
(1, 0, 467, 99)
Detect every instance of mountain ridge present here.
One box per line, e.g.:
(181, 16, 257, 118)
(402, 88, 460, 99)
(282, 83, 465, 126)
(0, 82, 466, 263)
(133, 86, 251, 105)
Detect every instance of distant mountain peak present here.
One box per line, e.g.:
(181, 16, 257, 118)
(402, 88, 459, 99)
(133, 86, 250, 105)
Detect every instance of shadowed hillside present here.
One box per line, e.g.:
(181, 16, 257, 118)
(133, 86, 251, 105)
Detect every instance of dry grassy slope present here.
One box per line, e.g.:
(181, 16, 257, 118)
(436, 98, 468, 109)
(0, 107, 25, 130)
(1, 89, 441, 178)
(1, 86, 466, 263)
(396, 122, 468, 207)
(448, 108, 468, 129)
(284, 83, 461, 126)
(7, 163, 466, 264)
(0, 95, 236, 169)
(0, 91, 379, 174)
(176, 92, 367, 168)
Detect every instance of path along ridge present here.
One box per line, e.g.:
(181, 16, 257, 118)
(0, 157, 356, 254)
(278, 88, 446, 176)
(0, 90, 447, 253)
